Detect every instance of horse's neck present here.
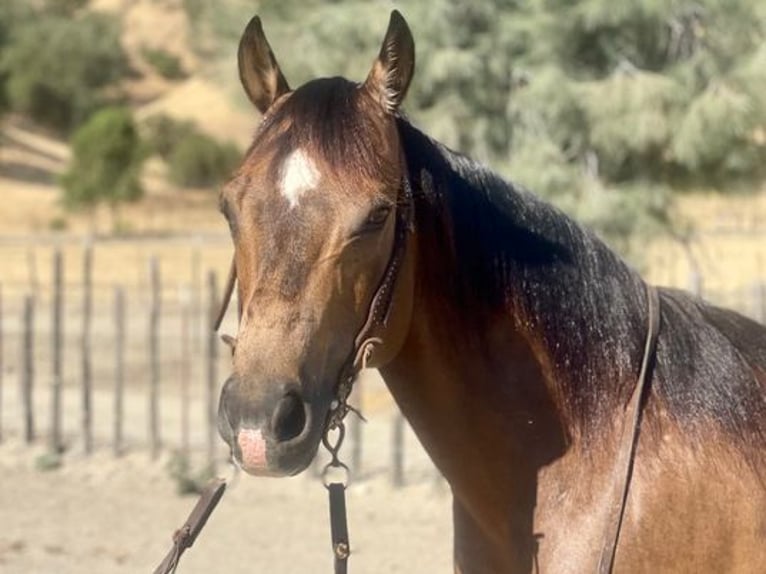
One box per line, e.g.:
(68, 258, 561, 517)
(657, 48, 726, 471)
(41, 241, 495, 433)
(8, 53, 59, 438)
(382, 133, 641, 564)
(381, 275, 624, 568)
(394, 122, 646, 440)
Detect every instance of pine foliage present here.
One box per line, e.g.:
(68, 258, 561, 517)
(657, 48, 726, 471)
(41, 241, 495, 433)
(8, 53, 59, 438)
(220, 0, 764, 251)
(200, 1, 766, 254)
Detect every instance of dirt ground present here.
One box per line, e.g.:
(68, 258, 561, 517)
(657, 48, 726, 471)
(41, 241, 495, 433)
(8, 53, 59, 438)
(0, 363, 453, 574)
(0, 440, 452, 574)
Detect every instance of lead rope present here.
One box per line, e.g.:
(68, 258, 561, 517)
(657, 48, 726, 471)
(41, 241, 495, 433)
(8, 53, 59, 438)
(598, 284, 661, 573)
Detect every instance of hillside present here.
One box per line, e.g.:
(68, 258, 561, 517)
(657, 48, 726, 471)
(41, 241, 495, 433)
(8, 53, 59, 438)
(0, 0, 764, 303)
(0, 0, 254, 236)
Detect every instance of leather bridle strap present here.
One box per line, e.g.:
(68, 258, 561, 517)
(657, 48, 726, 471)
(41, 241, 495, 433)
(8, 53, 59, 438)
(321, 154, 414, 574)
(598, 284, 661, 574)
(214, 259, 238, 332)
(324, 154, 414, 432)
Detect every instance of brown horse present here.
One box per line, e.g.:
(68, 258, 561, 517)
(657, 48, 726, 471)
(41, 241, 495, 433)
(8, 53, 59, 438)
(216, 10, 766, 573)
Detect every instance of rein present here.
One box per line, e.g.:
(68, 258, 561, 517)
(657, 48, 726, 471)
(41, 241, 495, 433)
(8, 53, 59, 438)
(598, 284, 661, 573)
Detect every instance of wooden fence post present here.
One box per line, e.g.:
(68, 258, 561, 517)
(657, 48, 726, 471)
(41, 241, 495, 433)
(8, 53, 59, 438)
(206, 271, 219, 473)
(27, 248, 39, 299)
(50, 249, 64, 453)
(149, 257, 161, 460)
(82, 243, 93, 454)
(349, 381, 363, 478)
(114, 287, 125, 457)
(688, 269, 703, 298)
(392, 412, 405, 488)
(755, 281, 766, 325)
(21, 295, 35, 443)
(191, 244, 202, 355)
(180, 285, 191, 460)
(0, 284, 3, 443)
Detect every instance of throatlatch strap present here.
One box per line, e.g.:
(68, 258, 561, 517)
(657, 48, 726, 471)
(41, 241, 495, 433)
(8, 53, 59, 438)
(598, 285, 661, 574)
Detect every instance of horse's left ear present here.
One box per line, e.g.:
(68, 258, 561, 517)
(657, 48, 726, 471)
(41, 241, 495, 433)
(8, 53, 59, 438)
(363, 10, 415, 114)
(238, 15, 291, 114)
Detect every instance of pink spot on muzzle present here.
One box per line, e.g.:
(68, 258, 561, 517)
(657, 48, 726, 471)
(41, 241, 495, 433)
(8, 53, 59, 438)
(237, 428, 268, 473)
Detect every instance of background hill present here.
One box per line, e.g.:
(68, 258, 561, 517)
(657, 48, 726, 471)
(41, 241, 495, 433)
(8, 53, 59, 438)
(0, 0, 764, 299)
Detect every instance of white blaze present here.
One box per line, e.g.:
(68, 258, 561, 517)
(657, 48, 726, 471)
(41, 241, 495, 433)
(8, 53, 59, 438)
(279, 148, 320, 208)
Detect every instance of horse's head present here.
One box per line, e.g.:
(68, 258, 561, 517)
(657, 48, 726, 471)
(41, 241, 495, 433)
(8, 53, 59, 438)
(217, 11, 417, 476)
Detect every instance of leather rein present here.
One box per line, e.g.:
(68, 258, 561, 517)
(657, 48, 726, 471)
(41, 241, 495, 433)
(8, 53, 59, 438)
(155, 152, 661, 574)
(598, 284, 661, 573)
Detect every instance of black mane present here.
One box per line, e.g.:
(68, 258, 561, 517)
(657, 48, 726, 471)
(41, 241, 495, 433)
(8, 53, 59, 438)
(397, 118, 766, 454)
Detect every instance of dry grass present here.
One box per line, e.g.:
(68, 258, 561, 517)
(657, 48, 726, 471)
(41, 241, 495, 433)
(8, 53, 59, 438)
(645, 192, 766, 296)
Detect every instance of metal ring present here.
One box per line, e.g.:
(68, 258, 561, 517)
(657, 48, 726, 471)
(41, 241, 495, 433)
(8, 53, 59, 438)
(321, 461, 350, 489)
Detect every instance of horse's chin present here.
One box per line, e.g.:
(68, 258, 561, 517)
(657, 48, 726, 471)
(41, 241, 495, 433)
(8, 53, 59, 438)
(232, 426, 319, 478)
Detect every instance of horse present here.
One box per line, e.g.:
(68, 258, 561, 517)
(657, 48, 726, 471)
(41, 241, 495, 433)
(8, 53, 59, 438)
(215, 10, 766, 573)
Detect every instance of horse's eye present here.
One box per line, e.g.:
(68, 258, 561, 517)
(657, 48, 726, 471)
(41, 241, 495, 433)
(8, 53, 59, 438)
(366, 205, 392, 228)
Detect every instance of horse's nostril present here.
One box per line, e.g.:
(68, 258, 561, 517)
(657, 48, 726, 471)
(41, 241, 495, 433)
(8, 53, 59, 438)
(271, 391, 306, 442)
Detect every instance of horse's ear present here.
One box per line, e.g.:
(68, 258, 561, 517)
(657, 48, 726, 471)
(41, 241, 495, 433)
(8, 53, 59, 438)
(363, 10, 415, 114)
(238, 16, 290, 114)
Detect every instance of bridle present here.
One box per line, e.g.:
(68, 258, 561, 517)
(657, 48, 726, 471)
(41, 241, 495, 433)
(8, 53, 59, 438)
(324, 153, 415, 433)
(156, 148, 661, 574)
(320, 151, 414, 574)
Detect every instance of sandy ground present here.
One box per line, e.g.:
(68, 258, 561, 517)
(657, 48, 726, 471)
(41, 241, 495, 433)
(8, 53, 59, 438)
(0, 441, 452, 574)
(0, 365, 453, 574)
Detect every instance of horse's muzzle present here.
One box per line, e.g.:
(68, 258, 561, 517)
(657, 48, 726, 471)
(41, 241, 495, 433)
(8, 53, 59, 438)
(217, 375, 320, 476)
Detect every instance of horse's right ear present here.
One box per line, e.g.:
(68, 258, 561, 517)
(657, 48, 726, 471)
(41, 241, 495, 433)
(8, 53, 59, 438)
(238, 16, 290, 114)
(363, 10, 415, 114)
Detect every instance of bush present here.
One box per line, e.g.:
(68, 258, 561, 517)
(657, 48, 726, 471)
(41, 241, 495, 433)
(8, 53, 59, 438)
(143, 115, 197, 160)
(61, 107, 145, 210)
(166, 451, 215, 496)
(0, 0, 32, 116)
(168, 131, 241, 188)
(143, 114, 241, 188)
(141, 47, 186, 80)
(0, 12, 127, 133)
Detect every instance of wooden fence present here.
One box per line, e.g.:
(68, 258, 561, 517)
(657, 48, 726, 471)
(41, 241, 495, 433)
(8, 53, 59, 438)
(0, 238, 764, 488)
(0, 243, 435, 488)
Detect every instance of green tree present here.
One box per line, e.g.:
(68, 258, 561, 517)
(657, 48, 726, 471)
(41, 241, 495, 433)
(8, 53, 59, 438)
(0, 0, 33, 116)
(202, 0, 766, 257)
(167, 132, 241, 188)
(143, 114, 241, 188)
(0, 11, 127, 133)
(61, 107, 145, 214)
